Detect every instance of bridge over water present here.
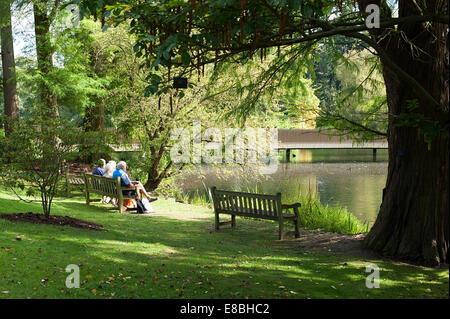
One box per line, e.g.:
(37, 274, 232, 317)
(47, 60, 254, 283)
(112, 129, 388, 161)
(278, 129, 387, 162)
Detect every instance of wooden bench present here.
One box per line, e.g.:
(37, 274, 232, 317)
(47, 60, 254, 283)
(210, 187, 301, 240)
(64, 167, 84, 197)
(83, 173, 141, 213)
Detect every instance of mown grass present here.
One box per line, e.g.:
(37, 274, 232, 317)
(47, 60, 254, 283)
(0, 189, 448, 299)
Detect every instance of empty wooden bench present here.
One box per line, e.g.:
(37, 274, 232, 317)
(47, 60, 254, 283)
(210, 187, 301, 240)
(64, 167, 84, 197)
(83, 173, 141, 213)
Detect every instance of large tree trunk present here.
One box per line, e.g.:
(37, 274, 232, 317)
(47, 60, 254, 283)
(82, 99, 106, 163)
(1, 0, 19, 135)
(361, 0, 449, 266)
(144, 174, 164, 192)
(144, 144, 169, 191)
(33, 1, 58, 119)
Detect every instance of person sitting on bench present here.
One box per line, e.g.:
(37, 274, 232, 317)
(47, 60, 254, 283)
(112, 161, 157, 203)
(102, 160, 117, 206)
(103, 160, 116, 178)
(92, 159, 106, 176)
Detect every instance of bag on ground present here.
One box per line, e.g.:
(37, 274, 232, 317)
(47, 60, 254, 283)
(141, 197, 154, 213)
(124, 199, 137, 208)
(136, 199, 146, 214)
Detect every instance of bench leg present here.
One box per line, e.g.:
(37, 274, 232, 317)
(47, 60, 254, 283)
(119, 198, 124, 213)
(278, 220, 284, 240)
(231, 215, 236, 228)
(294, 207, 300, 238)
(294, 219, 300, 238)
(215, 211, 220, 230)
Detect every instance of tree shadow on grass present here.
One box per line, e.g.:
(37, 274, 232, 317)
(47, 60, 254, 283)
(1, 200, 448, 299)
(1, 196, 448, 299)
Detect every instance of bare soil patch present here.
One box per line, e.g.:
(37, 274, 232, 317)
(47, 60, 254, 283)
(282, 230, 449, 268)
(0, 212, 103, 231)
(206, 224, 376, 257)
(281, 229, 378, 258)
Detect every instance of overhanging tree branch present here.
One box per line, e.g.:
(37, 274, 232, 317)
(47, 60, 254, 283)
(349, 31, 441, 108)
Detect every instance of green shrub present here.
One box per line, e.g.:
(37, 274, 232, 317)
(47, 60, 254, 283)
(297, 194, 369, 234)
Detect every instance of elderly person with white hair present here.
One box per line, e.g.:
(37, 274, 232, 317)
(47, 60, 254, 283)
(112, 161, 157, 203)
(102, 160, 118, 205)
(103, 160, 117, 178)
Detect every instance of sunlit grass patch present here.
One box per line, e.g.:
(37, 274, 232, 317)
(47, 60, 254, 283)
(0, 189, 448, 299)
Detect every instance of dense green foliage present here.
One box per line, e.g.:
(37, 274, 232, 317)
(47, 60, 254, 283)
(0, 114, 82, 216)
(76, 0, 393, 140)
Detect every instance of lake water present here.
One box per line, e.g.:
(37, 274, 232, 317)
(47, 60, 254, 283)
(178, 149, 388, 226)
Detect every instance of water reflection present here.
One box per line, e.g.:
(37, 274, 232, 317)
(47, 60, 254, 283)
(281, 148, 388, 163)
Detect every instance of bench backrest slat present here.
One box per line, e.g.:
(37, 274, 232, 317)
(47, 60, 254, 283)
(84, 173, 121, 197)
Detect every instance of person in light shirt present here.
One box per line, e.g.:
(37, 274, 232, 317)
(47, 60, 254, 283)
(112, 161, 157, 202)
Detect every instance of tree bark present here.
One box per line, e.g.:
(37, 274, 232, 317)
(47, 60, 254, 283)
(144, 174, 164, 192)
(360, 0, 449, 266)
(1, 0, 19, 135)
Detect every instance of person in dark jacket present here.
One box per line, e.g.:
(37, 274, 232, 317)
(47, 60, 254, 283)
(92, 159, 106, 176)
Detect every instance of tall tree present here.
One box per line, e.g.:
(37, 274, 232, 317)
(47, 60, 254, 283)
(32, 0, 60, 118)
(358, 0, 448, 266)
(1, 0, 19, 134)
(80, 0, 449, 265)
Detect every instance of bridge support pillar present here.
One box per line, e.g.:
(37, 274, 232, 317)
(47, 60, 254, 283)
(286, 149, 291, 163)
(373, 148, 377, 162)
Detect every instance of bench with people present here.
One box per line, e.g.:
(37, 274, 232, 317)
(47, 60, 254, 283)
(85, 159, 157, 214)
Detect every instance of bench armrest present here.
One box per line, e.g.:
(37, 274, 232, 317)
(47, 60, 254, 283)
(282, 203, 301, 219)
(281, 203, 302, 210)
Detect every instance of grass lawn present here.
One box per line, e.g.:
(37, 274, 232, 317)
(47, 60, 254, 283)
(0, 190, 448, 299)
